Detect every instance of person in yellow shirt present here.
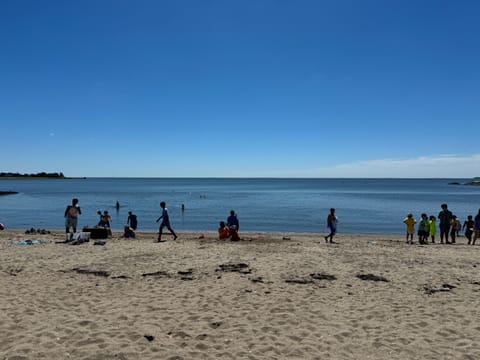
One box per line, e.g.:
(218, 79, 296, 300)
(403, 213, 416, 244)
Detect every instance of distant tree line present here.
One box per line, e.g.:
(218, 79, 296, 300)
(0, 172, 65, 178)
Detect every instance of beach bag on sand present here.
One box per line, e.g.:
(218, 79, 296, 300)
(82, 227, 109, 239)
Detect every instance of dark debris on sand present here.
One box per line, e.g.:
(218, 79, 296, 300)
(310, 273, 337, 281)
(356, 274, 389, 282)
(71, 268, 110, 277)
(423, 283, 457, 295)
(216, 263, 252, 274)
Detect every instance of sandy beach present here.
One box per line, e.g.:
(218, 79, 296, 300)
(1, 229, 479, 360)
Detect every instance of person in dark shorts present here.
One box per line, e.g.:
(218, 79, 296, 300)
(463, 215, 475, 245)
(324, 208, 338, 243)
(438, 203, 453, 244)
(156, 201, 177, 242)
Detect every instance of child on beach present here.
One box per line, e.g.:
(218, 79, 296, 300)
(429, 215, 437, 243)
(324, 208, 338, 243)
(218, 221, 230, 240)
(403, 213, 416, 244)
(450, 215, 459, 244)
(418, 213, 429, 244)
(98, 211, 112, 236)
(156, 201, 177, 242)
(463, 215, 475, 245)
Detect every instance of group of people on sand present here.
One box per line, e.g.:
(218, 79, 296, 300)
(403, 203, 480, 245)
(218, 210, 241, 241)
(64, 199, 480, 246)
(64, 198, 138, 238)
(64, 198, 243, 242)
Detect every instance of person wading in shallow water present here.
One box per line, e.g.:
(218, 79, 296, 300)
(324, 208, 338, 243)
(156, 201, 177, 242)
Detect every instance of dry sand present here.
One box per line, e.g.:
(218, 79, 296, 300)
(1, 229, 479, 360)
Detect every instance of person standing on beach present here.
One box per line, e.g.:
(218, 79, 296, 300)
(156, 201, 177, 242)
(64, 198, 81, 234)
(472, 209, 480, 245)
(418, 213, 429, 244)
(438, 203, 453, 244)
(227, 210, 240, 241)
(403, 213, 416, 244)
(324, 208, 338, 243)
(463, 215, 475, 245)
(429, 215, 437, 243)
(450, 215, 459, 244)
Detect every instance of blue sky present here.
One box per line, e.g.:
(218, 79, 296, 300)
(1, 0, 479, 177)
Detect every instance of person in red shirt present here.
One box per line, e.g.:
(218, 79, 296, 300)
(218, 221, 230, 240)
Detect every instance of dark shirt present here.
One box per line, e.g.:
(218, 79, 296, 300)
(128, 214, 137, 230)
(227, 215, 239, 230)
(438, 210, 453, 226)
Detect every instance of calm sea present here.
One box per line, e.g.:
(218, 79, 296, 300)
(0, 178, 479, 234)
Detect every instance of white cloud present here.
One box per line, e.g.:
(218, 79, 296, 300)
(271, 154, 480, 178)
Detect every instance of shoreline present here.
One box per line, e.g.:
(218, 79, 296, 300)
(1, 228, 476, 244)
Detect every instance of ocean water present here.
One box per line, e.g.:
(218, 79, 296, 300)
(0, 178, 479, 234)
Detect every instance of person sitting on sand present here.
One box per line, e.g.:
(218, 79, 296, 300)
(324, 208, 338, 243)
(127, 211, 137, 230)
(123, 225, 135, 238)
(403, 213, 416, 244)
(218, 221, 230, 240)
(227, 210, 240, 241)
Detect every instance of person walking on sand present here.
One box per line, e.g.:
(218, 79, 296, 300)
(156, 201, 177, 242)
(403, 213, 416, 244)
(324, 208, 338, 243)
(64, 198, 81, 234)
(438, 203, 453, 244)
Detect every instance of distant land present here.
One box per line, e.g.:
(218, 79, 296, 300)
(0, 172, 65, 179)
(0, 190, 18, 196)
(449, 180, 480, 186)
